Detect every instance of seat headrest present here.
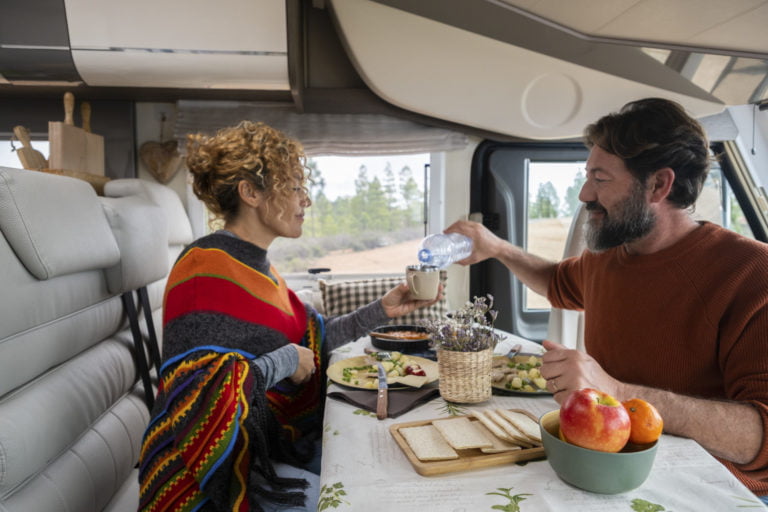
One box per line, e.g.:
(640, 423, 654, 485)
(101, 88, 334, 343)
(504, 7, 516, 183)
(104, 179, 193, 246)
(0, 168, 120, 280)
(100, 195, 170, 294)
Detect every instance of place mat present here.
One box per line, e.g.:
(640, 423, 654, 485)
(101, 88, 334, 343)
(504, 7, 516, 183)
(327, 386, 440, 418)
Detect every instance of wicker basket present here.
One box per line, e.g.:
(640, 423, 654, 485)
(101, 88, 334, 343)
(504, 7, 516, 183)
(437, 347, 493, 403)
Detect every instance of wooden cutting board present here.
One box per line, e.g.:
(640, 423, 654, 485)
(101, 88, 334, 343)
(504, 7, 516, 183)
(389, 409, 545, 476)
(12, 126, 48, 170)
(48, 92, 105, 176)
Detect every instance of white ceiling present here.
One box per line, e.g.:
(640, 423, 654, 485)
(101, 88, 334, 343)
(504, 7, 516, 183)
(499, 0, 768, 57)
(6, 0, 758, 140)
(332, 0, 726, 140)
(63, 0, 289, 90)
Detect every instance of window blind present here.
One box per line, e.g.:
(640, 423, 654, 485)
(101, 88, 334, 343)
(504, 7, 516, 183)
(173, 100, 469, 156)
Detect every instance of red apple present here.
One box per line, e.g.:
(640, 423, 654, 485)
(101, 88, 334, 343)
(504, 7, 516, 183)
(559, 388, 631, 453)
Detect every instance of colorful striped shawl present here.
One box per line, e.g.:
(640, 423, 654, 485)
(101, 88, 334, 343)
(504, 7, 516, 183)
(164, 245, 308, 344)
(139, 234, 327, 511)
(138, 347, 305, 512)
(161, 239, 325, 440)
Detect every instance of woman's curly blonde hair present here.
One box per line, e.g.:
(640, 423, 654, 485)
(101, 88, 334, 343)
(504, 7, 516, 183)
(186, 121, 309, 222)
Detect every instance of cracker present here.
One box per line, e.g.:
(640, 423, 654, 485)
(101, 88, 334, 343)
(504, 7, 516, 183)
(399, 425, 459, 461)
(497, 409, 542, 443)
(485, 409, 534, 447)
(474, 421, 522, 453)
(433, 417, 493, 450)
(470, 410, 514, 444)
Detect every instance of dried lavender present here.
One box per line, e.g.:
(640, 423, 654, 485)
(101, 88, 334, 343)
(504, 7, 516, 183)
(424, 295, 502, 352)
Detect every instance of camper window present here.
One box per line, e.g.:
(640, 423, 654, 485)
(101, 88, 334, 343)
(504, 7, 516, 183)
(523, 158, 754, 313)
(1, 139, 49, 169)
(270, 153, 431, 286)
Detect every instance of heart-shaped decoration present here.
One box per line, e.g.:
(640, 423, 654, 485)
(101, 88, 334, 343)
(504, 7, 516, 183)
(140, 140, 184, 184)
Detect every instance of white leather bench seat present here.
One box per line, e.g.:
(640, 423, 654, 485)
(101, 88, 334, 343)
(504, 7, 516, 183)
(0, 168, 193, 512)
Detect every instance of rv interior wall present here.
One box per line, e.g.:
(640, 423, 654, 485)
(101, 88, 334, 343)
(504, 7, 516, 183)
(135, 102, 208, 239)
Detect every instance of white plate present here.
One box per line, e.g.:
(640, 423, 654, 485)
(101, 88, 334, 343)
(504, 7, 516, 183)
(327, 354, 438, 390)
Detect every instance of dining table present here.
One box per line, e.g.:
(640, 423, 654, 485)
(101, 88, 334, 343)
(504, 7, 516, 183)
(318, 331, 766, 511)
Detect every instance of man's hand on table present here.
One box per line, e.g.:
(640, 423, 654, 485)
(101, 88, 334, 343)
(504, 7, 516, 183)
(539, 340, 763, 465)
(539, 339, 624, 403)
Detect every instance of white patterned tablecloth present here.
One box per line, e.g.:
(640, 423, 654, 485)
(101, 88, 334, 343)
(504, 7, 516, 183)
(318, 333, 765, 511)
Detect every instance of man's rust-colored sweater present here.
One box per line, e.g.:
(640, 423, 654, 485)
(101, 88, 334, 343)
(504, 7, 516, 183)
(548, 221, 768, 494)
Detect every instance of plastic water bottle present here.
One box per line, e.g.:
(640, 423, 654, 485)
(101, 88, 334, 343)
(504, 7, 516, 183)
(417, 233, 473, 269)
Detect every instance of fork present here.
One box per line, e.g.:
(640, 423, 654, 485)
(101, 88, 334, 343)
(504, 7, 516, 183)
(364, 347, 392, 360)
(505, 343, 523, 359)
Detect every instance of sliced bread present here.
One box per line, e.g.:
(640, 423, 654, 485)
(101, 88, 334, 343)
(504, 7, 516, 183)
(497, 409, 542, 443)
(484, 409, 535, 447)
(400, 424, 459, 461)
(471, 410, 514, 444)
(474, 421, 523, 453)
(432, 416, 494, 450)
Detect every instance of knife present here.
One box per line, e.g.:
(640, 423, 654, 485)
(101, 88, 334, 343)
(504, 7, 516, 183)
(376, 363, 388, 420)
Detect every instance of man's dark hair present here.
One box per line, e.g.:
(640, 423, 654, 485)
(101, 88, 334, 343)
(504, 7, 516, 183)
(584, 98, 711, 209)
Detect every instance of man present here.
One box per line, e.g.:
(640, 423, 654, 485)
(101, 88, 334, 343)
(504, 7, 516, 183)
(446, 98, 768, 495)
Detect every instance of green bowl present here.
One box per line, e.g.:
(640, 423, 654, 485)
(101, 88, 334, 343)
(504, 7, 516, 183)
(539, 409, 658, 494)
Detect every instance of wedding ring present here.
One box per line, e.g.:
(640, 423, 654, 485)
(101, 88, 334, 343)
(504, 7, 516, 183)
(551, 379, 558, 392)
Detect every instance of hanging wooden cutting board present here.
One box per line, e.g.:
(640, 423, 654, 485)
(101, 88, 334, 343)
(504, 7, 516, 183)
(12, 125, 48, 170)
(48, 92, 105, 176)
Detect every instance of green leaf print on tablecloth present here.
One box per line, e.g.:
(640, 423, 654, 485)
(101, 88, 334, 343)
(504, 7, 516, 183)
(630, 498, 666, 511)
(487, 487, 532, 511)
(318, 482, 350, 510)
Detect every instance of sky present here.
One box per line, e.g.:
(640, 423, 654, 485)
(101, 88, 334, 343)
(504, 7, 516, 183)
(309, 154, 430, 200)
(0, 140, 49, 168)
(311, 156, 584, 205)
(528, 161, 586, 206)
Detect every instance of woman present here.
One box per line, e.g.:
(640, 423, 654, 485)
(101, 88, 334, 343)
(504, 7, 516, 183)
(138, 121, 440, 512)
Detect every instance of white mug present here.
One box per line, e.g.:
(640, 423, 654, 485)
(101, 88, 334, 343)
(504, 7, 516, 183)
(406, 264, 440, 300)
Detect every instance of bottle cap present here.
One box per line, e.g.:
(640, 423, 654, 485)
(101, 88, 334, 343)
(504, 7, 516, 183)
(417, 248, 432, 263)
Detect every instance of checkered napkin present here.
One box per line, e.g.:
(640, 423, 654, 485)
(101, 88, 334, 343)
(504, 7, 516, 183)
(319, 274, 448, 325)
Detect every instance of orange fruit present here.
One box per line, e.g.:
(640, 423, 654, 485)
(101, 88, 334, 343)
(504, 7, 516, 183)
(622, 398, 663, 445)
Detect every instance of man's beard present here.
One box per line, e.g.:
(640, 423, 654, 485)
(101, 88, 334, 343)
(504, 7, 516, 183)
(584, 181, 656, 252)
